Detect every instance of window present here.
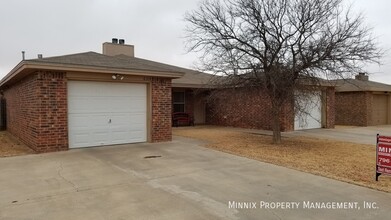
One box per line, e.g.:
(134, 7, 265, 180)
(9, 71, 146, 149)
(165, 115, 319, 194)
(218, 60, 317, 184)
(173, 92, 185, 113)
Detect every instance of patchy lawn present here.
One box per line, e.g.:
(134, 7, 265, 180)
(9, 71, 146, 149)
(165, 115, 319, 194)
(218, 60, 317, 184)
(0, 131, 35, 157)
(173, 126, 391, 193)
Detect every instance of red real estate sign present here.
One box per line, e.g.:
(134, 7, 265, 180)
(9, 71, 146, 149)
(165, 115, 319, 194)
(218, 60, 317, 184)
(376, 135, 391, 181)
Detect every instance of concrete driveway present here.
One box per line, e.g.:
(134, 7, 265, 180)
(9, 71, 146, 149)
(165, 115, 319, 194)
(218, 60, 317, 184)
(291, 125, 391, 145)
(0, 137, 390, 220)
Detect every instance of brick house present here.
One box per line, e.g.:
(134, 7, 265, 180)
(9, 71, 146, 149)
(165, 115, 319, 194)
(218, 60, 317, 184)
(334, 73, 391, 126)
(0, 40, 188, 152)
(0, 40, 335, 153)
(171, 74, 335, 131)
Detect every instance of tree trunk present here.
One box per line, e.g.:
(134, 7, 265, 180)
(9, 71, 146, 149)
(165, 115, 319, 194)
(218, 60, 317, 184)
(271, 103, 282, 144)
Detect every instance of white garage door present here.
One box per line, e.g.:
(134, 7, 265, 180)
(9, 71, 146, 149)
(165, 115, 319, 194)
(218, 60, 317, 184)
(68, 81, 147, 148)
(294, 92, 322, 130)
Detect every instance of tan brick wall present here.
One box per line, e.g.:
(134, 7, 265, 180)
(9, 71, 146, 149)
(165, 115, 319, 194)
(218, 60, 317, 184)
(150, 77, 172, 142)
(3, 71, 68, 153)
(335, 91, 371, 126)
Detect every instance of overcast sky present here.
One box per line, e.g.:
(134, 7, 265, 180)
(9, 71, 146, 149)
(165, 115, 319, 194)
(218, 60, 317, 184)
(0, 0, 390, 83)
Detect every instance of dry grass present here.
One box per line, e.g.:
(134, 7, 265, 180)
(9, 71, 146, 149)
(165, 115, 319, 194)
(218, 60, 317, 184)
(173, 126, 391, 193)
(0, 131, 35, 157)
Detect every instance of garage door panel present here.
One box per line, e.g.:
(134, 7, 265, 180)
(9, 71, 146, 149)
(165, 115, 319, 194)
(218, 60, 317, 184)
(108, 98, 146, 113)
(69, 97, 111, 114)
(69, 114, 110, 127)
(69, 114, 111, 148)
(92, 132, 110, 145)
(115, 84, 147, 96)
(294, 92, 322, 130)
(68, 82, 102, 97)
(110, 85, 143, 95)
(68, 81, 147, 148)
(132, 117, 147, 126)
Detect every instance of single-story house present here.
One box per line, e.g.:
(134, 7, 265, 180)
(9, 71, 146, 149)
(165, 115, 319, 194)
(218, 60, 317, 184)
(334, 73, 391, 126)
(0, 40, 184, 152)
(0, 39, 335, 153)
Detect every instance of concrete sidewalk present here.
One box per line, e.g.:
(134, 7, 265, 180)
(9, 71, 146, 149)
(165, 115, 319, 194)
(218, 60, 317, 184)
(290, 125, 391, 145)
(0, 137, 390, 219)
(223, 125, 391, 145)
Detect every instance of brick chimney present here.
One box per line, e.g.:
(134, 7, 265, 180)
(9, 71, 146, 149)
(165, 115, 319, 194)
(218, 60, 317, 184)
(103, 38, 134, 57)
(355, 72, 369, 81)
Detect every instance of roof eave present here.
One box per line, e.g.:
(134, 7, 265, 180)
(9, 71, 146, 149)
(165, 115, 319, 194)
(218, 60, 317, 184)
(0, 62, 184, 88)
(0, 61, 26, 88)
(336, 89, 391, 92)
(172, 82, 216, 89)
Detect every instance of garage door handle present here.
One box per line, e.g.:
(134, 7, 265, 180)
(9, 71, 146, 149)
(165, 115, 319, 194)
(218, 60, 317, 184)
(109, 119, 111, 123)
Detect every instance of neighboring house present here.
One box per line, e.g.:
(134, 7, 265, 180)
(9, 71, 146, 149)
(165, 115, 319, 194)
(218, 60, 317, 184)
(334, 73, 391, 126)
(0, 39, 335, 153)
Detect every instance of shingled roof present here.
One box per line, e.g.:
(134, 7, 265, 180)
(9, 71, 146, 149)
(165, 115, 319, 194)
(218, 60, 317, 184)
(27, 52, 183, 74)
(0, 51, 215, 88)
(332, 79, 391, 92)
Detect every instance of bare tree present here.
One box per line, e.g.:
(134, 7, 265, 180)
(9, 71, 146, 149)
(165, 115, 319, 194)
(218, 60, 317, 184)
(185, 0, 382, 143)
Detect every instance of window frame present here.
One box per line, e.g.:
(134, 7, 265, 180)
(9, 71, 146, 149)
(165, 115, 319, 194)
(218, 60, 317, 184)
(173, 91, 186, 113)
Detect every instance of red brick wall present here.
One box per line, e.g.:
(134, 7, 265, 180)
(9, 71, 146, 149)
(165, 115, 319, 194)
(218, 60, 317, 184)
(206, 87, 335, 131)
(3, 71, 68, 153)
(206, 88, 293, 131)
(4, 73, 172, 151)
(4, 74, 39, 150)
(325, 87, 335, 128)
(335, 91, 371, 126)
(150, 77, 172, 142)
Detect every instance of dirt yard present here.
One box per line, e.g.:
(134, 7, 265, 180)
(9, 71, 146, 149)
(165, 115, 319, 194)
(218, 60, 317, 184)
(173, 126, 391, 193)
(0, 131, 35, 157)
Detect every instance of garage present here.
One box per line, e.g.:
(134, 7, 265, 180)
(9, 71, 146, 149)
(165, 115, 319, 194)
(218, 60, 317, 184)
(372, 94, 389, 125)
(294, 92, 322, 130)
(0, 40, 183, 153)
(68, 81, 147, 148)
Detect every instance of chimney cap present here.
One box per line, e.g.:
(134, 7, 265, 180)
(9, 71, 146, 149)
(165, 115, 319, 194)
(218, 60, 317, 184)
(355, 72, 369, 81)
(112, 38, 118, 44)
(119, 39, 125, 45)
(37, 54, 43, 59)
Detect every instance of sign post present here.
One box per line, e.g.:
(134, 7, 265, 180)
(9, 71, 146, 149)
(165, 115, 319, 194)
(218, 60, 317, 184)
(376, 134, 391, 181)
